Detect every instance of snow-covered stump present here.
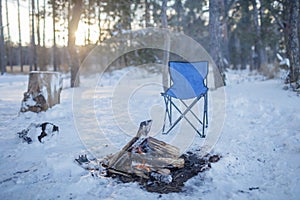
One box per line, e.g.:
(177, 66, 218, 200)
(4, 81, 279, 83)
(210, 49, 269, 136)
(20, 71, 62, 113)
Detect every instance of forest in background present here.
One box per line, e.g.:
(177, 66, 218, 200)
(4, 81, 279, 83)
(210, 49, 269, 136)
(0, 0, 299, 88)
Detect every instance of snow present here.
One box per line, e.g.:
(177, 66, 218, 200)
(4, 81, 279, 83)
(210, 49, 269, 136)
(21, 93, 36, 108)
(0, 68, 299, 199)
(276, 53, 290, 67)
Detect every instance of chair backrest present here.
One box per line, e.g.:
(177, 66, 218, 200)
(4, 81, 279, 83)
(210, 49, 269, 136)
(167, 61, 208, 99)
(169, 61, 208, 80)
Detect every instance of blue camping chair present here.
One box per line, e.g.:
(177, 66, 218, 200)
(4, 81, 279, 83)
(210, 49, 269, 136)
(161, 61, 208, 137)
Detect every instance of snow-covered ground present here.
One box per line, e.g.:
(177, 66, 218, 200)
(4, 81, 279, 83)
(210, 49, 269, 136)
(0, 68, 299, 199)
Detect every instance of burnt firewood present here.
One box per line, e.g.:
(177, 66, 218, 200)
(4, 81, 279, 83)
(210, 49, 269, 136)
(79, 120, 221, 194)
(108, 120, 185, 180)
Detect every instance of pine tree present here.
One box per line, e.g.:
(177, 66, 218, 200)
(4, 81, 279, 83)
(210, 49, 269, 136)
(17, 0, 23, 72)
(0, 0, 6, 74)
(5, 0, 12, 71)
(287, 0, 299, 85)
(69, 0, 83, 87)
(209, 0, 226, 86)
(161, 0, 169, 91)
(31, 0, 37, 71)
(51, 0, 57, 71)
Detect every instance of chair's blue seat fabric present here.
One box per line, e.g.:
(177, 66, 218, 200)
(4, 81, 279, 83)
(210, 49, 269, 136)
(164, 62, 208, 100)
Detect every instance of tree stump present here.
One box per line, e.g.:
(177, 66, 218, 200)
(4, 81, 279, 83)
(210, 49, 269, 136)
(20, 71, 62, 113)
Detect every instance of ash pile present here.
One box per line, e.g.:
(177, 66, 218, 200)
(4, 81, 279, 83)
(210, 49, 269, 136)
(76, 120, 220, 194)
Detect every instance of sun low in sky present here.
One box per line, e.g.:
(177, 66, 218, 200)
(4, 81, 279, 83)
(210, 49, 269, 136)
(5, 0, 100, 47)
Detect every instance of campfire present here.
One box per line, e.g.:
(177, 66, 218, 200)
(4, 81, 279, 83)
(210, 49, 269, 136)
(76, 120, 220, 193)
(107, 120, 184, 180)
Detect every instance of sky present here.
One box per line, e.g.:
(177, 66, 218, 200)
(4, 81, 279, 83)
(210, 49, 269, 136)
(4, 0, 98, 47)
(5, 0, 31, 45)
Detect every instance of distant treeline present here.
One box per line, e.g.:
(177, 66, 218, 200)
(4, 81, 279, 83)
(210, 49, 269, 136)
(0, 0, 299, 86)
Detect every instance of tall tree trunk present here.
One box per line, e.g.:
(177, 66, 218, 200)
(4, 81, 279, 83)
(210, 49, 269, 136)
(97, 3, 101, 44)
(209, 0, 226, 86)
(17, 0, 23, 72)
(174, 0, 182, 31)
(5, 0, 12, 71)
(28, 0, 32, 70)
(43, 0, 46, 48)
(36, 0, 41, 70)
(287, 0, 300, 84)
(39, 0, 46, 71)
(145, 0, 150, 28)
(221, 0, 230, 67)
(0, 0, 6, 75)
(37, 0, 40, 47)
(251, 0, 267, 70)
(120, 0, 132, 31)
(299, 3, 300, 63)
(298, 4, 300, 62)
(161, 0, 169, 92)
(31, 0, 37, 71)
(52, 0, 57, 71)
(36, 0, 42, 71)
(86, 0, 90, 45)
(239, 0, 251, 70)
(230, 32, 241, 70)
(68, 0, 83, 87)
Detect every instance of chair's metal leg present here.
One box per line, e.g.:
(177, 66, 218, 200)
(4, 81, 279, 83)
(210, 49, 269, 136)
(162, 96, 168, 133)
(202, 96, 206, 138)
(180, 99, 203, 125)
(170, 97, 172, 124)
(162, 108, 167, 133)
(163, 96, 201, 135)
(180, 96, 207, 137)
(163, 100, 184, 134)
(201, 94, 209, 137)
(163, 109, 201, 136)
(162, 94, 208, 138)
(162, 95, 173, 133)
(205, 94, 208, 128)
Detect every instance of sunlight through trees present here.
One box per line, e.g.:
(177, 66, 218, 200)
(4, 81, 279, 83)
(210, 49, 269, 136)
(0, 0, 299, 88)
